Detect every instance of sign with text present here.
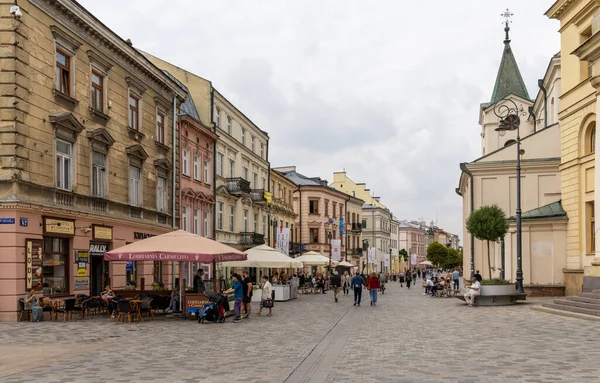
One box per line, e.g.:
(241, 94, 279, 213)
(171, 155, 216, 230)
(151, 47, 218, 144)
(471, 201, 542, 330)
(339, 218, 345, 236)
(331, 239, 341, 262)
(92, 225, 113, 241)
(75, 250, 89, 263)
(43, 217, 74, 235)
(90, 243, 109, 256)
(368, 247, 375, 264)
(276, 228, 290, 256)
(0, 218, 15, 224)
(411, 254, 417, 265)
(384, 254, 390, 268)
(74, 277, 89, 290)
(26, 239, 43, 290)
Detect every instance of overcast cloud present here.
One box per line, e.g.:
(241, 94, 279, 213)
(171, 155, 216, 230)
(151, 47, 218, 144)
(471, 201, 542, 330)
(80, 0, 559, 240)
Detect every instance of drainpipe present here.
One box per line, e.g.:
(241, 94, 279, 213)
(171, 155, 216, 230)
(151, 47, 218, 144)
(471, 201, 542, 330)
(211, 87, 216, 240)
(345, 196, 350, 262)
(171, 94, 178, 294)
(459, 162, 474, 278)
(266, 137, 270, 246)
(528, 106, 537, 133)
(538, 79, 547, 130)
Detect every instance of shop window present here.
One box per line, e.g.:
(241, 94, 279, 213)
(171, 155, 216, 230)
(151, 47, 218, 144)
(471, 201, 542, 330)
(43, 237, 69, 295)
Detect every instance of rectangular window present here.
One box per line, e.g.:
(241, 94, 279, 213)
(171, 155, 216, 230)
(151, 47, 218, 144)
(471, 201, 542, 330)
(251, 136, 255, 152)
(588, 201, 595, 253)
(325, 201, 329, 217)
(230, 160, 235, 178)
(215, 108, 220, 127)
(56, 139, 72, 191)
(182, 206, 189, 232)
(260, 143, 264, 159)
(43, 237, 69, 295)
(182, 149, 190, 176)
(253, 213, 258, 232)
(310, 228, 319, 243)
(217, 203, 224, 231)
(91, 151, 105, 197)
(204, 211, 209, 238)
(193, 155, 200, 180)
(229, 206, 234, 232)
(227, 116, 231, 134)
(262, 178, 267, 189)
(244, 210, 249, 231)
(157, 177, 166, 213)
(253, 173, 258, 189)
(263, 216, 266, 235)
(217, 153, 224, 177)
(204, 160, 210, 184)
(56, 50, 70, 95)
(129, 166, 141, 206)
(309, 200, 319, 214)
(362, 219, 367, 229)
(90, 71, 103, 112)
(128, 95, 139, 131)
(340, 205, 343, 218)
(194, 208, 200, 234)
(156, 113, 165, 144)
(243, 167, 249, 181)
(333, 202, 337, 218)
(241, 128, 245, 145)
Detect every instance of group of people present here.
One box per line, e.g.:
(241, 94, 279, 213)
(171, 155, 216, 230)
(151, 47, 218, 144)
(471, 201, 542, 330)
(326, 271, 384, 306)
(223, 270, 274, 323)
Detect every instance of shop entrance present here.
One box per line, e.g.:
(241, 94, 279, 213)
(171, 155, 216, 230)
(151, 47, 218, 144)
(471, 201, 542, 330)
(90, 242, 109, 296)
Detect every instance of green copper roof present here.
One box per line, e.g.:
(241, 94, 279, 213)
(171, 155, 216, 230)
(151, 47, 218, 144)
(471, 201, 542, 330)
(508, 200, 567, 222)
(490, 37, 530, 104)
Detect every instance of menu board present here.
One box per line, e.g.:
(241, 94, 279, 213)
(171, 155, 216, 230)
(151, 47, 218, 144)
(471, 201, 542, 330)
(26, 239, 43, 290)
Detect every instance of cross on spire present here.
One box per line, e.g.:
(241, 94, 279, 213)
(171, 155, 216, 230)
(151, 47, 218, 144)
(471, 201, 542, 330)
(501, 8, 513, 43)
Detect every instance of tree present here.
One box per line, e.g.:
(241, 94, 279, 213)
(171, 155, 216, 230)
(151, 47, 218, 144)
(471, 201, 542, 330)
(442, 248, 461, 269)
(399, 249, 408, 262)
(426, 242, 448, 267)
(466, 204, 509, 279)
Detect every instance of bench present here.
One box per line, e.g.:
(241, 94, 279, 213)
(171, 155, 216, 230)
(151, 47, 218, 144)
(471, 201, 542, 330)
(455, 293, 527, 306)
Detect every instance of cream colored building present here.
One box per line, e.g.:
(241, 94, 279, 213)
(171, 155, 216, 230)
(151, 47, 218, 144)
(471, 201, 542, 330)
(346, 196, 364, 267)
(457, 24, 566, 294)
(269, 169, 298, 251)
(330, 171, 387, 209)
(546, 0, 600, 294)
(390, 219, 402, 274)
(362, 205, 392, 273)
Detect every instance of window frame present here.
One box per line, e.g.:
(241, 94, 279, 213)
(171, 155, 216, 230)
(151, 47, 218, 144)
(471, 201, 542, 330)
(156, 112, 165, 144)
(241, 128, 245, 145)
(129, 165, 142, 206)
(90, 70, 104, 112)
(215, 108, 221, 128)
(128, 94, 140, 131)
(194, 208, 200, 235)
(182, 149, 190, 177)
(229, 206, 235, 232)
(218, 202, 224, 231)
(310, 228, 319, 244)
(193, 154, 200, 180)
(204, 211, 209, 238)
(217, 153, 224, 177)
(55, 139, 73, 191)
(182, 206, 189, 232)
(157, 176, 167, 213)
(56, 49, 71, 96)
(204, 159, 210, 184)
(91, 151, 106, 198)
(226, 116, 231, 135)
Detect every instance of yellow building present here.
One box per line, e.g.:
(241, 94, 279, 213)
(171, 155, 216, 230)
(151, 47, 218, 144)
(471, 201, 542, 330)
(269, 169, 298, 251)
(330, 171, 387, 209)
(547, 0, 600, 294)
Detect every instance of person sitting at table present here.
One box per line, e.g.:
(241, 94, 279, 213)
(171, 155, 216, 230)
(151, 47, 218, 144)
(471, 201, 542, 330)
(24, 289, 43, 322)
(166, 284, 180, 313)
(423, 278, 434, 295)
(272, 272, 279, 284)
(101, 285, 116, 316)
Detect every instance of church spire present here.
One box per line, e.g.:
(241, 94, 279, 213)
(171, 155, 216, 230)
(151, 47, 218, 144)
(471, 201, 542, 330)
(489, 9, 530, 105)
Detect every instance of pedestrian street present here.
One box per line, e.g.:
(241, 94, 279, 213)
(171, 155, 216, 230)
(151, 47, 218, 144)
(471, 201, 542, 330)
(1, 282, 599, 383)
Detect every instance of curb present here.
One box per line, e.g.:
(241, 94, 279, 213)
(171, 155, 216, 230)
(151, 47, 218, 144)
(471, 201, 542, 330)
(531, 306, 600, 322)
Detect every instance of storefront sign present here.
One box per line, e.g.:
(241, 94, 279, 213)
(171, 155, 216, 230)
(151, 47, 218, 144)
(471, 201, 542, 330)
(20, 217, 28, 227)
(0, 218, 15, 224)
(92, 225, 113, 241)
(74, 277, 90, 290)
(264, 191, 273, 205)
(276, 228, 290, 255)
(75, 250, 89, 263)
(90, 243, 109, 256)
(43, 217, 75, 235)
(26, 239, 43, 290)
(183, 294, 209, 311)
(134, 232, 155, 240)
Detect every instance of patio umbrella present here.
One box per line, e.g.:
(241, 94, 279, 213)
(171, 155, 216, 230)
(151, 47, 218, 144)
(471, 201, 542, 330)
(419, 260, 433, 266)
(225, 244, 303, 268)
(295, 251, 332, 266)
(337, 261, 356, 267)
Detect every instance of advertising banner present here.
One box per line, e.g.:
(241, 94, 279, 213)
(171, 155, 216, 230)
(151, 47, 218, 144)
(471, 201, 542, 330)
(411, 254, 417, 265)
(331, 239, 341, 262)
(384, 253, 390, 267)
(368, 247, 375, 264)
(276, 228, 290, 255)
(26, 239, 43, 290)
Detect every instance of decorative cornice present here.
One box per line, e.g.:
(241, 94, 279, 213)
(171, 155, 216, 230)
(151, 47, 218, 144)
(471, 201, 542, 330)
(545, 0, 576, 20)
(87, 50, 113, 72)
(126, 76, 147, 95)
(49, 111, 84, 134)
(126, 144, 149, 161)
(50, 24, 82, 51)
(86, 127, 115, 146)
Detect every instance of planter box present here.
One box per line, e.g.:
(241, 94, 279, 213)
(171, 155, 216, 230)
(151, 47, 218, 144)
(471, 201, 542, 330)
(480, 284, 516, 296)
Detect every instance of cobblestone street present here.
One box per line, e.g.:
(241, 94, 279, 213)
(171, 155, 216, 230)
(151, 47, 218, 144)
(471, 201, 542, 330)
(1, 282, 600, 383)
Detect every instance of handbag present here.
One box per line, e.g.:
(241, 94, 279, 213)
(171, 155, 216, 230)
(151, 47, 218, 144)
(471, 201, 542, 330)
(263, 299, 274, 308)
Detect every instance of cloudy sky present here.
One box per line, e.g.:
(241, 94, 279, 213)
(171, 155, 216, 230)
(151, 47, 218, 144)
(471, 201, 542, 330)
(80, 0, 559, 239)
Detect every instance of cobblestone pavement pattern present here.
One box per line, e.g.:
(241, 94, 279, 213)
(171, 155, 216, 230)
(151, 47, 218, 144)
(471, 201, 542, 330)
(1, 282, 600, 383)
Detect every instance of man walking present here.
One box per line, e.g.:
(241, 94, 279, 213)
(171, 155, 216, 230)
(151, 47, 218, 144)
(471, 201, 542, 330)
(351, 271, 366, 306)
(452, 268, 460, 290)
(406, 271, 412, 289)
(330, 271, 341, 303)
(241, 270, 253, 319)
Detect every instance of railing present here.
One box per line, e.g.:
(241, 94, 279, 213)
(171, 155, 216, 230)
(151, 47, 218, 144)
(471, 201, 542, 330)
(130, 207, 142, 219)
(350, 222, 363, 232)
(250, 189, 267, 204)
(226, 177, 251, 195)
(90, 198, 108, 213)
(239, 232, 265, 246)
(55, 190, 74, 207)
(290, 242, 302, 255)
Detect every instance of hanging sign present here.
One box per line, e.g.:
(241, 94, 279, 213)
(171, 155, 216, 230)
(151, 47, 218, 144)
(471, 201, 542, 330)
(92, 225, 113, 241)
(331, 239, 341, 262)
(411, 254, 417, 265)
(384, 254, 390, 267)
(339, 218, 345, 236)
(276, 228, 290, 255)
(26, 239, 43, 290)
(368, 247, 375, 264)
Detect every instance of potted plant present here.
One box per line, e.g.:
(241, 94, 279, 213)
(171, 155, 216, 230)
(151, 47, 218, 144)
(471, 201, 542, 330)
(480, 278, 515, 296)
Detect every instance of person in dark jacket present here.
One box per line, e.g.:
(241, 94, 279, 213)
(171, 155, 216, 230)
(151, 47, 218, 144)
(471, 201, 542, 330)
(406, 272, 412, 289)
(193, 269, 205, 293)
(330, 271, 342, 303)
(351, 272, 366, 306)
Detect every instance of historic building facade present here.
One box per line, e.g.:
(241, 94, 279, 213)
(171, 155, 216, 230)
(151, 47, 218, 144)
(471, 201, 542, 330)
(269, 169, 298, 252)
(0, 0, 187, 320)
(398, 221, 427, 266)
(330, 171, 387, 209)
(345, 195, 364, 267)
(361, 205, 392, 273)
(547, 0, 600, 294)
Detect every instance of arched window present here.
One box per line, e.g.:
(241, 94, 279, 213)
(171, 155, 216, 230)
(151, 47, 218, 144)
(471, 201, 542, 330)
(550, 98, 555, 125)
(591, 126, 596, 154)
(504, 139, 516, 147)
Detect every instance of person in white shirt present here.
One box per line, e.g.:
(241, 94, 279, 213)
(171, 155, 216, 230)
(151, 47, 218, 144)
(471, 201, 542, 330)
(257, 276, 273, 316)
(464, 277, 481, 306)
(423, 278, 434, 295)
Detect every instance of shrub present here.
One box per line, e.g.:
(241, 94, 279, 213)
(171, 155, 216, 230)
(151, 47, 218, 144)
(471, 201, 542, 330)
(480, 278, 512, 285)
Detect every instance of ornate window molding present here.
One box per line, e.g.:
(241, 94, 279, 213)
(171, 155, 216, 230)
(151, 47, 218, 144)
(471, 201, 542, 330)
(49, 112, 84, 143)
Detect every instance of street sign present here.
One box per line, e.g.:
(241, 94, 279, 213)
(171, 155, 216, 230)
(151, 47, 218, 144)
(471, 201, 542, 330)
(20, 217, 28, 227)
(0, 218, 15, 224)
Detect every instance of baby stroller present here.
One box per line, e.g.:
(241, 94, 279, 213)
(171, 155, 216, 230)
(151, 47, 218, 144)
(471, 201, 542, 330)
(198, 292, 229, 323)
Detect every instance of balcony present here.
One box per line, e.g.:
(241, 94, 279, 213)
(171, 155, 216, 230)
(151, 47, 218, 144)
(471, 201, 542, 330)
(250, 189, 267, 205)
(350, 222, 363, 232)
(290, 242, 302, 255)
(226, 177, 251, 195)
(239, 232, 265, 246)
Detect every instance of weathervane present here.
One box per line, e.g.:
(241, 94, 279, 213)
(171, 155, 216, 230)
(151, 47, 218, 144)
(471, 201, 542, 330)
(501, 8, 513, 43)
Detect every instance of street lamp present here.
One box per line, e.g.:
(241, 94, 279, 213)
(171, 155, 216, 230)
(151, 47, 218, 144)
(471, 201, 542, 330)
(494, 98, 525, 293)
(327, 231, 333, 273)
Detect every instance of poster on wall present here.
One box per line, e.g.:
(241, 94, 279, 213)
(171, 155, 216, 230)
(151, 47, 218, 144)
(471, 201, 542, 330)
(276, 228, 290, 255)
(331, 239, 341, 262)
(384, 253, 390, 268)
(368, 247, 375, 264)
(411, 254, 417, 265)
(73, 277, 90, 290)
(26, 239, 43, 290)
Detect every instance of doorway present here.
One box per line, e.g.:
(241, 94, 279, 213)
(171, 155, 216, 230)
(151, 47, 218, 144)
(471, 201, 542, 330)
(91, 256, 103, 296)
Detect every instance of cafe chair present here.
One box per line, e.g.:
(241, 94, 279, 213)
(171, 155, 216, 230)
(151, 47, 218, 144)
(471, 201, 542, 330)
(18, 299, 31, 322)
(39, 297, 54, 321)
(53, 298, 77, 322)
(72, 297, 92, 320)
(115, 300, 137, 324)
(139, 298, 154, 320)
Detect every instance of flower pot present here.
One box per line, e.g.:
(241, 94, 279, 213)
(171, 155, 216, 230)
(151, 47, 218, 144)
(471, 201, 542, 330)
(480, 284, 516, 296)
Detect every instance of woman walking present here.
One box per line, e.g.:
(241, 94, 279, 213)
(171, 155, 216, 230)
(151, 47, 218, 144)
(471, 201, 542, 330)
(257, 275, 273, 316)
(342, 271, 351, 295)
(406, 272, 412, 289)
(367, 272, 381, 306)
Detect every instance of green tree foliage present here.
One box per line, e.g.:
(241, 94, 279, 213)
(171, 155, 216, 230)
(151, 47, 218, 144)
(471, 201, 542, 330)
(426, 242, 448, 267)
(441, 248, 461, 269)
(399, 249, 408, 261)
(466, 204, 509, 279)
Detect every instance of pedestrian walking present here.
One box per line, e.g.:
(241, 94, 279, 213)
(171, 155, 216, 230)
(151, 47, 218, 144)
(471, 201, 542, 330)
(342, 271, 351, 295)
(367, 272, 381, 306)
(406, 272, 412, 289)
(223, 273, 243, 323)
(452, 268, 460, 290)
(331, 271, 341, 303)
(399, 272, 405, 287)
(257, 276, 273, 316)
(351, 271, 366, 306)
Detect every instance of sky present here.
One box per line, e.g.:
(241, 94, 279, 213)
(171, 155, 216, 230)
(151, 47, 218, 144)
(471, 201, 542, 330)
(79, 0, 560, 240)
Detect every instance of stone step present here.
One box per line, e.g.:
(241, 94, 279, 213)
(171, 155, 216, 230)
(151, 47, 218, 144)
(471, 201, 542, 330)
(579, 293, 600, 300)
(567, 296, 600, 304)
(531, 306, 600, 323)
(554, 299, 600, 311)
(593, 289, 600, 294)
(542, 303, 600, 316)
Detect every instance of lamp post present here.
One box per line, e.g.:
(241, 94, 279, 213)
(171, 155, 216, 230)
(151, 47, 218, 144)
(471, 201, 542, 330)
(328, 231, 333, 273)
(494, 98, 525, 293)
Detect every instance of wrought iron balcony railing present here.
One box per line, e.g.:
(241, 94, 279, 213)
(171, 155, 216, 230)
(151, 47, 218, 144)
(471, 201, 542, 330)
(239, 232, 265, 246)
(350, 222, 363, 232)
(226, 177, 251, 195)
(250, 189, 267, 205)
